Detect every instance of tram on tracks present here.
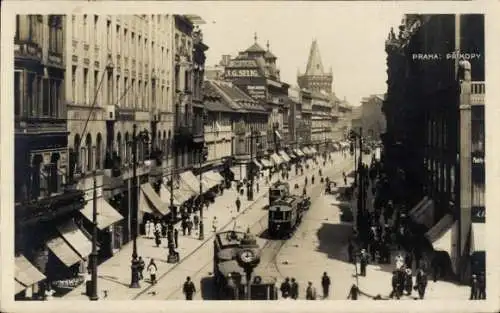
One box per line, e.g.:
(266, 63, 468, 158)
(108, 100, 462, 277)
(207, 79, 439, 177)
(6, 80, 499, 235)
(269, 181, 290, 206)
(213, 230, 278, 300)
(268, 195, 309, 238)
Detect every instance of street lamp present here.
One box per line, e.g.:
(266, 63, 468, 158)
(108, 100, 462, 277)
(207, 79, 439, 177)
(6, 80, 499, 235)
(199, 144, 208, 240)
(129, 124, 149, 288)
(247, 129, 260, 201)
(85, 58, 114, 301)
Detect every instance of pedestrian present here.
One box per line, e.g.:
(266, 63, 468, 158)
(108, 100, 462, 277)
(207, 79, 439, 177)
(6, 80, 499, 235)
(305, 281, 317, 300)
(187, 218, 193, 236)
(181, 219, 187, 236)
(404, 268, 413, 296)
(478, 272, 486, 299)
(145, 220, 152, 238)
(155, 220, 162, 237)
(138, 256, 145, 280)
(174, 228, 179, 248)
(359, 249, 368, 277)
(290, 278, 299, 300)
(44, 283, 55, 301)
(311, 175, 315, 184)
(390, 271, 401, 299)
(415, 268, 427, 299)
(395, 254, 405, 271)
(154, 231, 162, 247)
(147, 259, 158, 285)
(347, 284, 359, 300)
(161, 220, 168, 238)
(183, 276, 196, 300)
(212, 217, 218, 232)
(280, 277, 291, 299)
(321, 272, 331, 299)
(470, 274, 479, 300)
(405, 251, 413, 270)
(235, 197, 241, 213)
(256, 182, 260, 193)
(192, 214, 199, 231)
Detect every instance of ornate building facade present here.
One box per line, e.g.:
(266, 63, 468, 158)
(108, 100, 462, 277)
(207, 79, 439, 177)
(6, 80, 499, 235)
(383, 14, 485, 282)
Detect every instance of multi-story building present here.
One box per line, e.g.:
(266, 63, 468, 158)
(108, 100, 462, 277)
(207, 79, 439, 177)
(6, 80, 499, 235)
(359, 94, 386, 140)
(298, 89, 313, 147)
(222, 35, 290, 156)
(14, 14, 87, 298)
(383, 14, 485, 281)
(298, 40, 334, 153)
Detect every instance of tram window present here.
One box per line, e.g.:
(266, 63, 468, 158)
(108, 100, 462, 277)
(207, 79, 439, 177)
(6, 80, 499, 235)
(272, 211, 284, 220)
(270, 190, 282, 198)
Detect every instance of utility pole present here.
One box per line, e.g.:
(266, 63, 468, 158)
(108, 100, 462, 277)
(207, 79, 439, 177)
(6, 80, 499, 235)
(89, 169, 98, 300)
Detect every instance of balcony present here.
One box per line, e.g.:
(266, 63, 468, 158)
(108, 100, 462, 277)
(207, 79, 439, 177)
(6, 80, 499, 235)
(470, 81, 485, 106)
(14, 40, 42, 62)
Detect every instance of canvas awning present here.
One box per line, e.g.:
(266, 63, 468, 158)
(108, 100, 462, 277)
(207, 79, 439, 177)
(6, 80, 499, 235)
(309, 147, 318, 154)
(259, 158, 273, 168)
(180, 171, 203, 195)
(294, 149, 305, 157)
(159, 184, 182, 207)
(204, 170, 225, 184)
(15, 255, 46, 293)
(302, 147, 312, 155)
(409, 196, 434, 229)
(230, 165, 247, 181)
(425, 214, 456, 253)
(80, 198, 124, 230)
(470, 222, 485, 254)
(278, 151, 291, 163)
(274, 130, 282, 140)
(47, 220, 91, 267)
(140, 183, 171, 215)
(270, 153, 283, 166)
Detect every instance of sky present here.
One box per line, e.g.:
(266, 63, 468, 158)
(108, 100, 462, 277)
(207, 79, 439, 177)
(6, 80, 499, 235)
(190, 4, 405, 106)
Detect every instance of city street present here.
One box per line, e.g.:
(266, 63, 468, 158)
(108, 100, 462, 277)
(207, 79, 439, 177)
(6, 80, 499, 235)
(160, 152, 355, 300)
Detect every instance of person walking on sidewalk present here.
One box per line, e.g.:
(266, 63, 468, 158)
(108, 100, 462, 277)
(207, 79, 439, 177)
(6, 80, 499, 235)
(183, 276, 196, 300)
(187, 218, 193, 236)
(174, 228, 179, 248)
(390, 271, 401, 299)
(415, 268, 427, 299)
(470, 274, 480, 300)
(155, 220, 162, 238)
(147, 259, 158, 285)
(478, 271, 486, 299)
(138, 256, 145, 280)
(212, 217, 218, 232)
(181, 219, 188, 236)
(321, 272, 331, 299)
(290, 278, 299, 300)
(145, 220, 152, 238)
(359, 249, 369, 277)
(305, 282, 317, 300)
(347, 284, 359, 300)
(235, 197, 241, 213)
(161, 220, 168, 238)
(280, 277, 291, 299)
(404, 268, 413, 296)
(193, 214, 199, 230)
(154, 231, 162, 247)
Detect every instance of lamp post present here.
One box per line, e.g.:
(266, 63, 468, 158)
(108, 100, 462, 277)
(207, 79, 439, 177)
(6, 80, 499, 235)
(199, 144, 208, 240)
(83, 59, 114, 301)
(89, 168, 98, 300)
(247, 129, 259, 201)
(129, 124, 149, 288)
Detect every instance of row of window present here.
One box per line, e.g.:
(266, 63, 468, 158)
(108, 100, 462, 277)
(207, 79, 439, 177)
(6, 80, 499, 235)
(14, 70, 62, 118)
(15, 15, 63, 54)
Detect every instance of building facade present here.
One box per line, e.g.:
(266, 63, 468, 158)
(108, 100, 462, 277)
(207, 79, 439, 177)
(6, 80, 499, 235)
(383, 14, 485, 281)
(298, 40, 335, 152)
(14, 14, 87, 298)
(359, 94, 387, 141)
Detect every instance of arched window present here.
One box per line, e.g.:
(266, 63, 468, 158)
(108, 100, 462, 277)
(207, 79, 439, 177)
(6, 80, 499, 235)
(85, 134, 92, 171)
(124, 132, 130, 163)
(96, 133, 103, 169)
(73, 133, 81, 172)
(117, 132, 122, 162)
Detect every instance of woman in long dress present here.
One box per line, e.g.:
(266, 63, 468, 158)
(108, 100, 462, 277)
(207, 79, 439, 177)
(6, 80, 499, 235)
(145, 220, 151, 238)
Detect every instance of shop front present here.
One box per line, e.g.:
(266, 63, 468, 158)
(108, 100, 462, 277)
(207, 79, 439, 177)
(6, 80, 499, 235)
(15, 255, 47, 300)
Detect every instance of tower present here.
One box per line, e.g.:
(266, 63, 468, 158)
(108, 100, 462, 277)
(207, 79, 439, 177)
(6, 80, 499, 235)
(297, 40, 333, 93)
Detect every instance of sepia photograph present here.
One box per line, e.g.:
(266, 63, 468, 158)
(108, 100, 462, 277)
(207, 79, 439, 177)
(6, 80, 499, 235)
(1, 1, 497, 313)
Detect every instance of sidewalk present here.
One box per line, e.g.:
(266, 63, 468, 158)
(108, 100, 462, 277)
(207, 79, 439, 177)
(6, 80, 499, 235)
(58, 157, 322, 300)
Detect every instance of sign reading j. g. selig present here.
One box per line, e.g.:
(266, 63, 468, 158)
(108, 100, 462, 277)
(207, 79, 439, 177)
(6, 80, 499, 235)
(225, 69, 259, 78)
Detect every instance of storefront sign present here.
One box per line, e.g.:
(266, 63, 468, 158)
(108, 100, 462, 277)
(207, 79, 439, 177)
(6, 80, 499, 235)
(225, 69, 259, 78)
(471, 206, 485, 223)
(228, 60, 257, 68)
(246, 85, 266, 99)
(472, 156, 484, 164)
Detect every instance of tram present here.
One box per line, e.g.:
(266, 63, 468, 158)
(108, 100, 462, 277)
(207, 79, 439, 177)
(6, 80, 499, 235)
(268, 195, 306, 238)
(269, 181, 290, 205)
(213, 230, 278, 300)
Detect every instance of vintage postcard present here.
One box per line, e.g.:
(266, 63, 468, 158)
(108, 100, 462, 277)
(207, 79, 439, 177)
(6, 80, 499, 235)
(1, 1, 498, 313)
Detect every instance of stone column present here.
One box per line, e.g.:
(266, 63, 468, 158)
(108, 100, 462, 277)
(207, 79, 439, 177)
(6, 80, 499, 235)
(457, 59, 472, 280)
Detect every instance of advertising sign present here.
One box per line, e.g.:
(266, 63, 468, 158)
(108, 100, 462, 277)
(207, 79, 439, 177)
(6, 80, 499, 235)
(246, 85, 266, 99)
(225, 69, 260, 78)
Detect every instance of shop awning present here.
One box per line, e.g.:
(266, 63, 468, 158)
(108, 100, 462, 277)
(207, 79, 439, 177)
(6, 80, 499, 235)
(253, 159, 263, 170)
(302, 147, 312, 155)
(15, 280, 26, 294)
(230, 165, 247, 181)
(201, 175, 218, 191)
(270, 153, 283, 166)
(204, 170, 225, 184)
(140, 183, 171, 215)
(294, 149, 305, 157)
(15, 255, 46, 292)
(274, 130, 282, 140)
(409, 196, 434, 229)
(80, 198, 124, 230)
(47, 220, 91, 267)
(310, 147, 318, 154)
(159, 184, 182, 207)
(180, 171, 202, 195)
(260, 158, 273, 168)
(278, 151, 291, 163)
(470, 222, 485, 254)
(425, 214, 456, 253)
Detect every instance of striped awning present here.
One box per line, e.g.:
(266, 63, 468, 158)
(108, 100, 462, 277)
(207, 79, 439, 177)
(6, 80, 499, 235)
(278, 151, 291, 163)
(80, 198, 124, 230)
(270, 153, 284, 166)
(260, 158, 273, 168)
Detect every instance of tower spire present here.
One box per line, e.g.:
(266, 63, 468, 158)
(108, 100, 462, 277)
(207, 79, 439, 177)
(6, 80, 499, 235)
(267, 40, 270, 51)
(254, 32, 258, 43)
(305, 39, 325, 76)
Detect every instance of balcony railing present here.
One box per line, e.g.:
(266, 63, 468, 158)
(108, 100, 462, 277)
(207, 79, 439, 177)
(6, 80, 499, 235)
(471, 81, 485, 106)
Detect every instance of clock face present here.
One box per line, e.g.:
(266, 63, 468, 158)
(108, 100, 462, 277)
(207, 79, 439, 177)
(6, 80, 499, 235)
(239, 249, 255, 263)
